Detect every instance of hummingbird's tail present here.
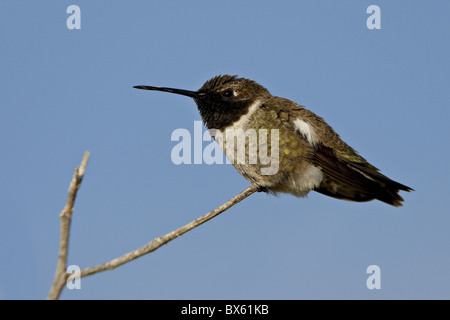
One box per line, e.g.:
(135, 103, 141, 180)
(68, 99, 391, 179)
(312, 147, 413, 207)
(315, 176, 412, 207)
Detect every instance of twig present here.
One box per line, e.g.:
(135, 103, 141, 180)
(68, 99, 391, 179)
(79, 184, 259, 279)
(47, 151, 259, 299)
(47, 151, 90, 300)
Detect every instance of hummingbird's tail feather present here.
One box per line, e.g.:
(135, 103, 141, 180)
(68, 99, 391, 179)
(346, 162, 413, 206)
(312, 146, 413, 207)
(315, 177, 411, 207)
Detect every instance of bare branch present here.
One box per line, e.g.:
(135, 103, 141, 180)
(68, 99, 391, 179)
(79, 184, 259, 278)
(48, 151, 259, 299)
(47, 151, 90, 300)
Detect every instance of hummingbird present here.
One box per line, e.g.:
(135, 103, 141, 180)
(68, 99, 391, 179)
(134, 75, 412, 206)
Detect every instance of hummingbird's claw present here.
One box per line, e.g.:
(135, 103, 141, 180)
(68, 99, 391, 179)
(256, 185, 268, 193)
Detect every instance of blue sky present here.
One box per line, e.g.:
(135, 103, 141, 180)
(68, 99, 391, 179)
(1, 1, 449, 299)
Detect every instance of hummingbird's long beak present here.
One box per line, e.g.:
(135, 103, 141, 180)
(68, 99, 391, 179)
(133, 85, 202, 98)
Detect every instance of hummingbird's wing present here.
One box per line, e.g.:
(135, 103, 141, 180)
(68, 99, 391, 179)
(276, 103, 412, 206)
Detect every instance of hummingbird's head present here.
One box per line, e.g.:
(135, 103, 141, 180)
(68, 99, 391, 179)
(134, 75, 270, 130)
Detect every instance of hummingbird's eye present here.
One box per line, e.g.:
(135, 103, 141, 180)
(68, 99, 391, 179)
(222, 89, 234, 98)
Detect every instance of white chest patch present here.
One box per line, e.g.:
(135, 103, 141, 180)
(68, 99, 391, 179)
(294, 119, 319, 146)
(212, 99, 262, 158)
(228, 99, 262, 130)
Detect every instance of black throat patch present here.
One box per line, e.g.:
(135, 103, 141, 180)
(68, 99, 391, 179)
(194, 98, 254, 131)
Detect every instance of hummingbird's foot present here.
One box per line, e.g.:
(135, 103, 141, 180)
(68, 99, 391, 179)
(256, 185, 268, 193)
